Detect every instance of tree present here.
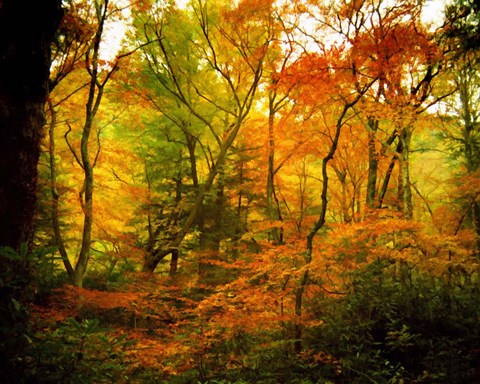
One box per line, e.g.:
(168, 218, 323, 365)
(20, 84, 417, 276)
(437, 50, 480, 252)
(264, 16, 297, 245)
(439, 0, 480, 253)
(444, 0, 480, 52)
(47, 0, 132, 287)
(0, 2, 62, 380)
(135, 0, 274, 273)
(275, 0, 447, 351)
(277, 22, 378, 355)
(342, 0, 445, 217)
(0, 0, 63, 251)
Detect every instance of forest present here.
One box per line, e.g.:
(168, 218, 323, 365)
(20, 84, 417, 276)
(1, 0, 480, 382)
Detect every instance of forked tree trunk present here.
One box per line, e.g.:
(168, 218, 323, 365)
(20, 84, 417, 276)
(294, 95, 368, 353)
(61, 0, 109, 287)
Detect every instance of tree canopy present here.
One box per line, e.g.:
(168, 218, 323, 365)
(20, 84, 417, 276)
(2, 0, 480, 382)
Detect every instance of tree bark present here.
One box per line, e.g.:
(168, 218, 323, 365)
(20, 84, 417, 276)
(140, 2, 268, 273)
(0, 4, 62, 379)
(0, 0, 63, 250)
(398, 129, 413, 219)
(72, 0, 109, 287)
(377, 140, 401, 208)
(267, 94, 283, 244)
(169, 249, 179, 276)
(142, 117, 248, 273)
(294, 97, 364, 353)
(47, 100, 74, 278)
(366, 118, 379, 209)
(458, 62, 480, 253)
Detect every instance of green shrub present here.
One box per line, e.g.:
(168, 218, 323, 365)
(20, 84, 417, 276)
(305, 259, 480, 383)
(0, 244, 41, 383)
(25, 317, 135, 383)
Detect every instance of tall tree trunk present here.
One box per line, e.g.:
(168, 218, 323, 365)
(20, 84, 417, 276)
(459, 68, 480, 253)
(472, 202, 480, 254)
(71, 0, 109, 287)
(47, 100, 74, 278)
(334, 167, 351, 223)
(365, 80, 387, 210)
(291, 71, 375, 352)
(294, 97, 364, 353)
(366, 118, 379, 209)
(398, 129, 413, 219)
(267, 94, 283, 244)
(0, 0, 62, 251)
(169, 249, 179, 276)
(73, 110, 95, 288)
(377, 140, 401, 208)
(233, 155, 249, 258)
(198, 172, 225, 285)
(0, 3, 62, 380)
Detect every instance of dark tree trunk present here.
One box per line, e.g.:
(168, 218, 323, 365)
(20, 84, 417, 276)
(169, 249, 179, 276)
(398, 129, 413, 219)
(267, 95, 283, 244)
(295, 99, 362, 353)
(472, 202, 480, 254)
(377, 140, 401, 208)
(47, 100, 74, 278)
(198, 175, 225, 285)
(0, 1, 63, 250)
(0, 3, 62, 381)
(366, 119, 379, 209)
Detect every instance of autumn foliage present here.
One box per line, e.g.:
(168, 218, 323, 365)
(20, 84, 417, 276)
(2, 0, 480, 383)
